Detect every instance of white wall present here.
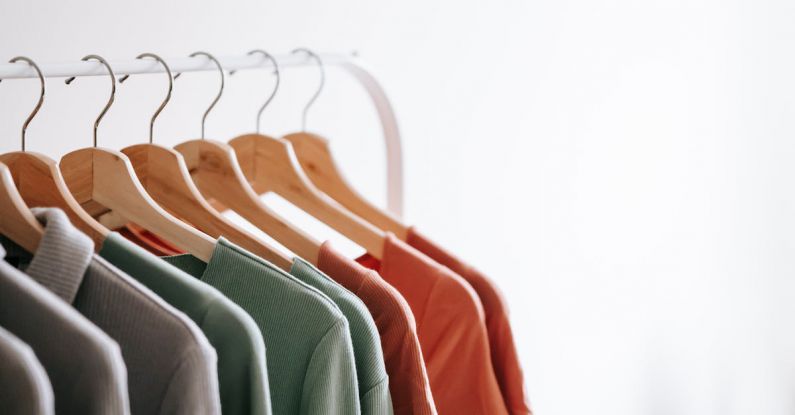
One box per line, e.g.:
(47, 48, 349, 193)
(2, 0, 794, 414)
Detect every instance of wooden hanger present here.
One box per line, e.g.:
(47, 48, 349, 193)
(284, 131, 409, 240)
(58, 55, 215, 262)
(229, 134, 385, 259)
(281, 50, 408, 239)
(119, 53, 292, 270)
(0, 162, 43, 253)
(229, 49, 387, 259)
(0, 56, 109, 249)
(172, 51, 322, 265)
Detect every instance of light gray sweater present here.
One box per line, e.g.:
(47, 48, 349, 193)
(2, 208, 221, 415)
(0, 243, 129, 414)
(0, 325, 55, 415)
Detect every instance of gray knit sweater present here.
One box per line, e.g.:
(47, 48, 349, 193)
(2, 208, 221, 415)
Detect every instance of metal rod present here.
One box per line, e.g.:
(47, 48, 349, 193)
(0, 53, 350, 80)
(0, 51, 404, 217)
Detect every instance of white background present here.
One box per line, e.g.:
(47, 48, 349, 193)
(1, 1, 794, 414)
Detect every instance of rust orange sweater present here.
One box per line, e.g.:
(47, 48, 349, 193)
(358, 235, 509, 415)
(406, 228, 531, 415)
(318, 242, 437, 415)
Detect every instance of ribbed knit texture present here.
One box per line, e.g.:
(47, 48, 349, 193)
(290, 257, 393, 415)
(163, 238, 360, 415)
(0, 325, 54, 415)
(3, 208, 221, 415)
(100, 233, 271, 415)
(0, 245, 130, 415)
(406, 228, 532, 415)
(318, 242, 437, 415)
(357, 235, 509, 415)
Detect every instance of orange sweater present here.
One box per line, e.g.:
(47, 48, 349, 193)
(358, 235, 509, 415)
(318, 242, 437, 415)
(406, 228, 532, 415)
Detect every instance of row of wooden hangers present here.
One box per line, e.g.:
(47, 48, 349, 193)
(0, 50, 412, 272)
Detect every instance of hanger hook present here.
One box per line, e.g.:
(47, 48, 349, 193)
(174, 51, 224, 139)
(291, 48, 325, 132)
(236, 49, 280, 134)
(65, 55, 116, 148)
(5, 57, 45, 152)
(119, 53, 173, 144)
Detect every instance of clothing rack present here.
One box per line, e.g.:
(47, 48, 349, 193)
(0, 52, 404, 218)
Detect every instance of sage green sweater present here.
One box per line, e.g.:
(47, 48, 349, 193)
(99, 233, 271, 415)
(290, 258, 393, 415)
(163, 238, 361, 415)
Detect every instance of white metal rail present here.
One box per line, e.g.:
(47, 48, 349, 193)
(0, 52, 404, 218)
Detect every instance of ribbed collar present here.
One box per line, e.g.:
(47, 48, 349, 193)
(2, 208, 94, 304)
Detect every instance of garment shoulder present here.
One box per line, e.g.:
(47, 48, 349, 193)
(221, 242, 346, 316)
(429, 267, 485, 321)
(0, 262, 130, 414)
(288, 282, 348, 334)
(272, 271, 349, 330)
(159, 342, 221, 415)
(203, 298, 266, 354)
(0, 330, 55, 415)
(301, 318, 360, 415)
(413, 268, 487, 360)
(0, 331, 43, 375)
(346, 295, 381, 338)
(337, 292, 388, 390)
(362, 276, 419, 329)
(309, 317, 353, 360)
(360, 376, 394, 415)
(328, 288, 375, 331)
(0, 262, 123, 351)
(86, 256, 214, 347)
(456, 266, 511, 321)
(72, 339, 130, 415)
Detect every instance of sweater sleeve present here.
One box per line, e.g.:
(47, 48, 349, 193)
(300, 320, 361, 415)
(361, 376, 394, 415)
(158, 345, 221, 415)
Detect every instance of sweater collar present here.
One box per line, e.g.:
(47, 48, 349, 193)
(2, 208, 93, 304)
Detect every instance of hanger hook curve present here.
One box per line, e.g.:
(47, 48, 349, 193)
(6, 57, 45, 152)
(291, 48, 325, 132)
(65, 55, 116, 148)
(119, 53, 173, 144)
(239, 49, 280, 134)
(174, 51, 224, 139)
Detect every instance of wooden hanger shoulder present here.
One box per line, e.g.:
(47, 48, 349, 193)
(0, 162, 43, 253)
(60, 147, 215, 262)
(283, 131, 409, 240)
(229, 133, 385, 259)
(122, 143, 293, 270)
(0, 151, 109, 248)
(175, 138, 321, 265)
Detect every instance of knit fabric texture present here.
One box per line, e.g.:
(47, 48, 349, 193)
(100, 232, 271, 415)
(357, 234, 509, 415)
(0, 325, 55, 415)
(290, 257, 393, 415)
(0, 244, 129, 414)
(406, 227, 531, 414)
(318, 242, 437, 415)
(2, 208, 220, 415)
(163, 238, 360, 415)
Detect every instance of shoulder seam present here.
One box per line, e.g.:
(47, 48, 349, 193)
(221, 242, 345, 313)
(88, 256, 210, 346)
